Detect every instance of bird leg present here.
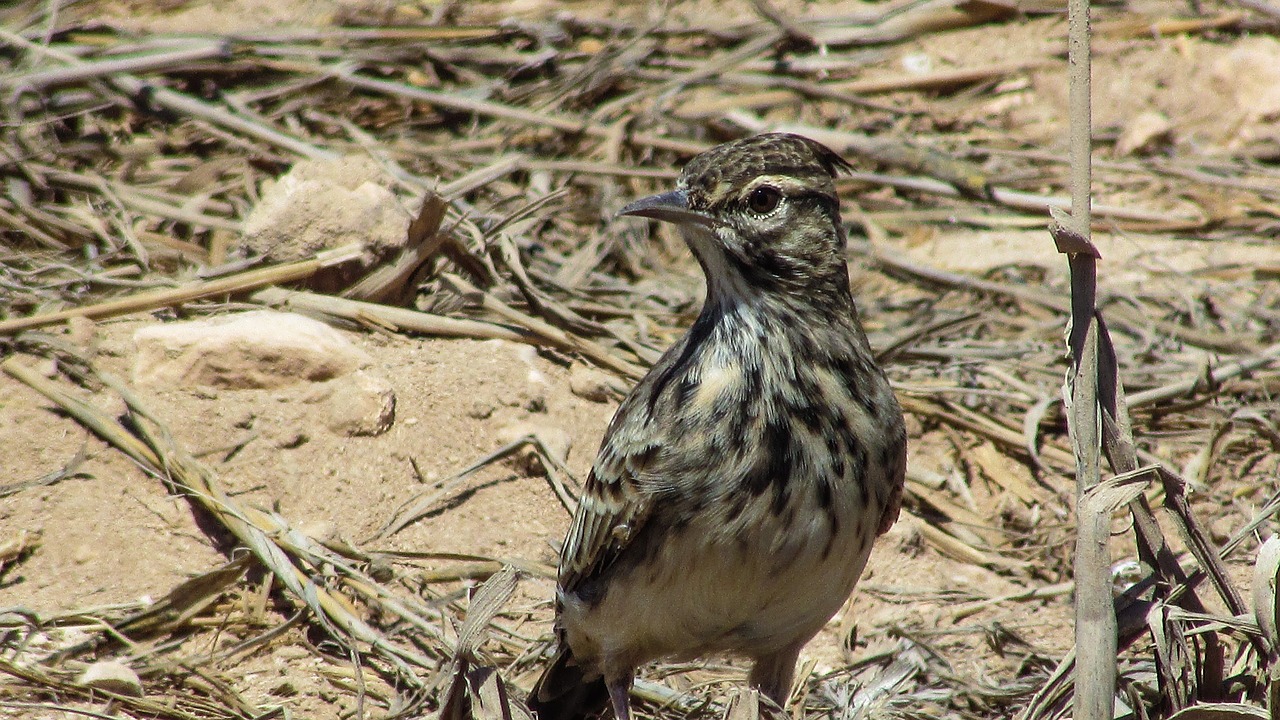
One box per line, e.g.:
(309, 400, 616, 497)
(606, 674, 633, 720)
(749, 643, 803, 710)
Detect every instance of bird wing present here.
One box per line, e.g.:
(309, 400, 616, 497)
(557, 423, 660, 595)
(557, 326, 709, 596)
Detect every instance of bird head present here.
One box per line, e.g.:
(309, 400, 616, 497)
(619, 133, 854, 304)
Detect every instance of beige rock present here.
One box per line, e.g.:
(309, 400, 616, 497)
(321, 371, 397, 437)
(72, 542, 94, 565)
(77, 660, 143, 697)
(270, 429, 310, 449)
(1212, 38, 1280, 149)
(240, 155, 409, 265)
(132, 311, 371, 389)
(298, 519, 340, 545)
(466, 400, 496, 419)
(1115, 111, 1173, 156)
(238, 156, 411, 292)
(1209, 516, 1234, 546)
(1214, 39, 1280, 122)
(568, 363, 622, 403)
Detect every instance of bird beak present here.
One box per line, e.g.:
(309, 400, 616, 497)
(618, 189, 714, 227)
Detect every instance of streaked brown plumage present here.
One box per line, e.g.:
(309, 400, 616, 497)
(529, 133, 907, 720)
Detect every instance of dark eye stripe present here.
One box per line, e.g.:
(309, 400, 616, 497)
(727, 188, 836, 216)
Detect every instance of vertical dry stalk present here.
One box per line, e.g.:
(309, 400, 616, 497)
(1069, 324, 1116, 720)
(1059, 0, 1119, 716)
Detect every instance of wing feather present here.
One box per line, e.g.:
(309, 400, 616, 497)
(558, 433, 657, 594)
(556, 324, 708, 596)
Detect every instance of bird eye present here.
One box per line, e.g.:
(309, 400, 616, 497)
(747, 186, 782, 214)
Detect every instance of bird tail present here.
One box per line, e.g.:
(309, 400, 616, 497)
(527, 647, 609, 720)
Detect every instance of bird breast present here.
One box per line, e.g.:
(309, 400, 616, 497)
(560, 301, 899, 675)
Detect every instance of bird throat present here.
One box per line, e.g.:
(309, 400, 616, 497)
(679, 224, 853, 325)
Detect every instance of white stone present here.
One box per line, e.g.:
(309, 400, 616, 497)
(132, 311, 371, 389)
(1115, 111, 1173, 156)
(298, 519, 340, 545)
(568, 364, 620, 403)
(321, 371, 396, 437)
(77, 660, 143, 697)
(1214, 39, 1280, 122)
(240, 156, 409, 265)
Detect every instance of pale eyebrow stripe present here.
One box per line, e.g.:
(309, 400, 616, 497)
(741, 175, 831, 196)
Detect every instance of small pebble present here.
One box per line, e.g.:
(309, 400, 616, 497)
(569, 364, 617, 403)
(467, 400, 496, 420)
(78, 660, 143, 697)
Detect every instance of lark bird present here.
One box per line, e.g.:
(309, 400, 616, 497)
(529, 133, 907, 720)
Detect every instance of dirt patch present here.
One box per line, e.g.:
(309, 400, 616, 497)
(3, 0, 1278, 718)
(3, 315, 1085, 718)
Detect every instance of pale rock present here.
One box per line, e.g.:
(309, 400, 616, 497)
(270, 429, 309, 449)
(78, 660, 144, 697)
(1214, 39, 1280, 121)
(72, 542, 94, 565)
(1115, 111, 1173, 156)
(238, 156, 410, 292)
(467, 400, 496, 419)
(132, 311, 371, 389)
(512, 343, 549, 385)
(1209, 516, 1234, 545)
(321, 371, 396, 437)
(35, 357, 58, 378)
(900, 52, 932, 75)
(524, 393, 548, 413)
(298, 519, 340, 545)
(97, 334, 129, 357)
(240, 155, 409, 265)
(1212, 38, 1280, 149)
(568, 364, 621, 403)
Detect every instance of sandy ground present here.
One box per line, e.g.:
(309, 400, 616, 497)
(2, 312, 1080, 717)
(3, 0, 1279, 718)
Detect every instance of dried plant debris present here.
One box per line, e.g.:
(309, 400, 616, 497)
(2, 0, 1280, 719)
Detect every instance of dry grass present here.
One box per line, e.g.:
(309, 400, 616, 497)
(2, 0, 1280, 718)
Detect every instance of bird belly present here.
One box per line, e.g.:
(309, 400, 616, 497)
(558, 500, 875, 679)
